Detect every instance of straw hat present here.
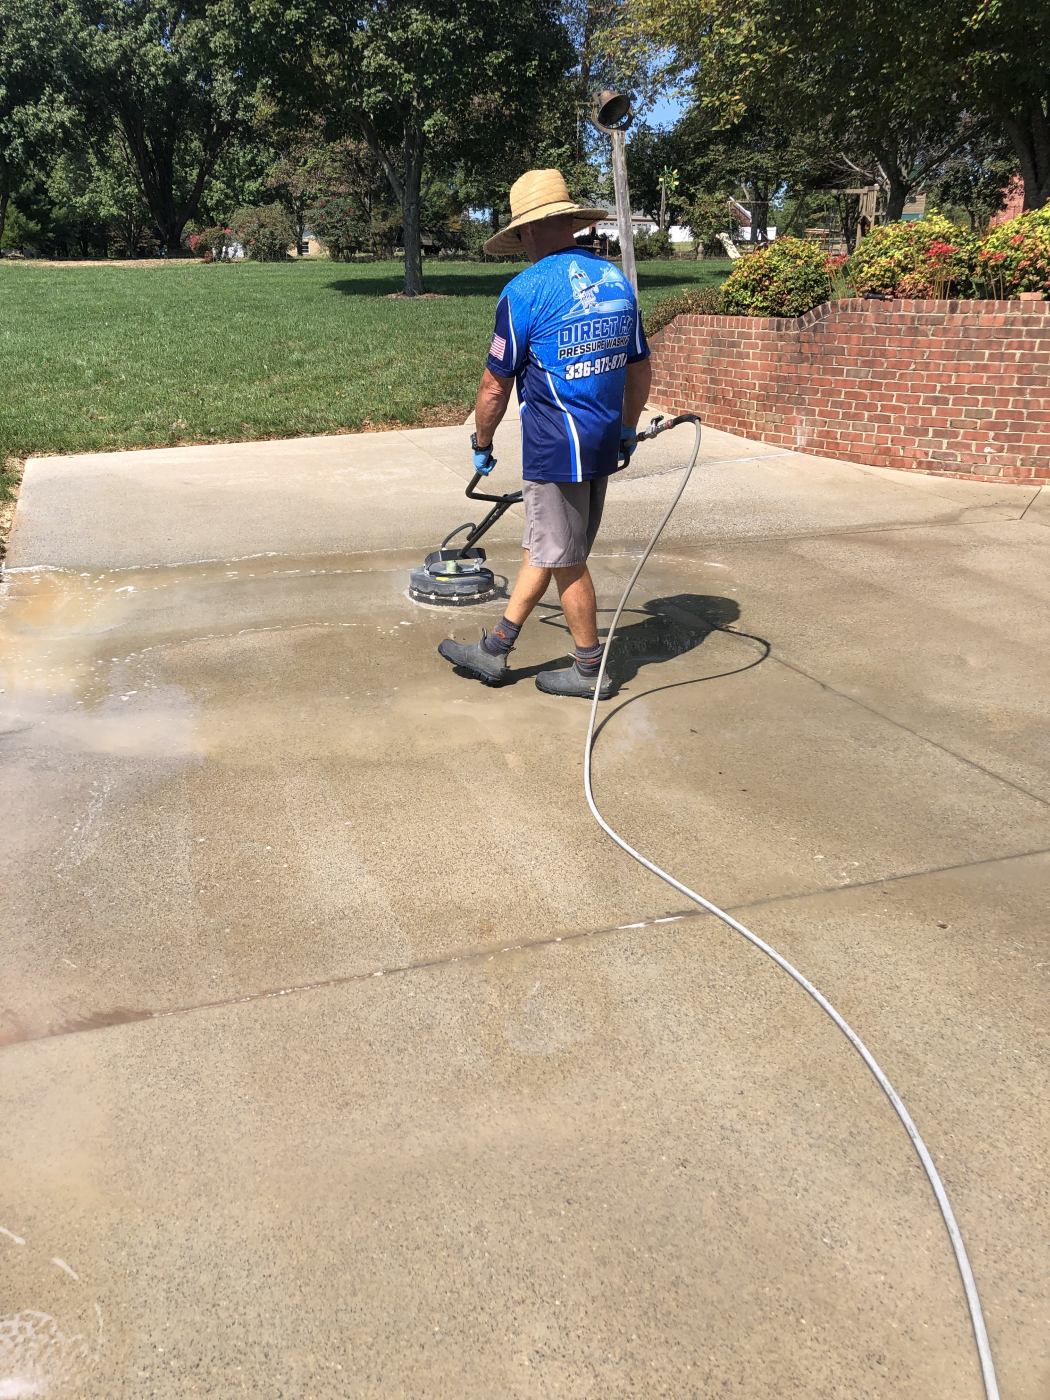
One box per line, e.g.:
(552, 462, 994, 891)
(484, 169, 607, 257)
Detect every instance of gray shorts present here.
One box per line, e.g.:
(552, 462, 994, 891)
(521, 477, 609, 569)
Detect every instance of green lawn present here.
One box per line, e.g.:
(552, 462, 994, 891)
(0, 257, 727, 466)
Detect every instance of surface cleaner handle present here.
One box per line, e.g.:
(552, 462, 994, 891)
(466, 473, 523, 506)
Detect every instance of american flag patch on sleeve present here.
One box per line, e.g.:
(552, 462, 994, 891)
(489, 333, 507, 360)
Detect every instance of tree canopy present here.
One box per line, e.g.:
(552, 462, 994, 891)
(253, 0, 575, 292)
(617, 0, 1048, 212)
(63, 0, 268, 249)
(0, 0, 72, 243)
(2, 0, 1042, 272)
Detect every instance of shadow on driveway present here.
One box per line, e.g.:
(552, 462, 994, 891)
(443, 593, 769, 694)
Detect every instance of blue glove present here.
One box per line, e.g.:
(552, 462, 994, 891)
(618, 427, 638, 469)
(471, 432, 496, 476)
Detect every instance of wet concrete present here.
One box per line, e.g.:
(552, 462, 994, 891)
(1, 424, 1048, 1397)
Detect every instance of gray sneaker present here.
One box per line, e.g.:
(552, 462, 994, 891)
(437, 633, 509, 686)
(535, 661, 614, 699)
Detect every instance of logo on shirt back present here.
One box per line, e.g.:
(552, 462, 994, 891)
(565, 259, 632, 318)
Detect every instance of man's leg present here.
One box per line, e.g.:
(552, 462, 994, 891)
(504, 552, 553, 627)
(534, 480, 610, 697)
(552, 563, 598, 649)
(476, 550, 551, 659)
(436, 550, 551, 685)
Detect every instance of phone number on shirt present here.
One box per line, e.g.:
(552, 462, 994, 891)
(564, 352, 628, 381)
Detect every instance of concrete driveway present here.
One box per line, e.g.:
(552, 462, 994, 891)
(1, 412, 1048, 1398)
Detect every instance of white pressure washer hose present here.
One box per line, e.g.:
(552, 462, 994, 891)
(584, 414, 1000, 1400)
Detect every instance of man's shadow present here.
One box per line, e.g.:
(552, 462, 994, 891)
(501, 592, 768, 691)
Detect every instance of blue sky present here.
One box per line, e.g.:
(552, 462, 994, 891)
(642, 91, 687, 129)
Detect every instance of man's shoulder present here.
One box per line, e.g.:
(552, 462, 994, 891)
(499, 263, 540, 304)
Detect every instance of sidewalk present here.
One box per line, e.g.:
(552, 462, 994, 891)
(1, 419, 1048, 1397)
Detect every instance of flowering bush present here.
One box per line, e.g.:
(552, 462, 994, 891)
(721, 237, 834, 317)
(191, 226, 235, 261)
(976, 206, 1050, 297)
(848, 214, 977, 297)
(230, 204, 295, 262)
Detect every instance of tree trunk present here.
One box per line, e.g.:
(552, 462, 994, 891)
(401, 119, 425, 296)
(781, 195, 811, 238)
(836, 194, 860, 253)
(350, 107, 426, 282)
(1004, 107, 1050, 209)
(750, 194, 770, 244)
(884, 173, 910, 222)
(114, 113, 228, 255)
(0, 188, 9, 247)
(155, 212, 184, 254)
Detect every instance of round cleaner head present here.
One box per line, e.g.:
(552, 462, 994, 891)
(408, 548, 500, 606)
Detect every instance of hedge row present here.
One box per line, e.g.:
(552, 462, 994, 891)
(676, 206, 1050, 319)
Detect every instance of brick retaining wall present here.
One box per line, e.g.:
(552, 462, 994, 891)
(648, 299, 1050, 482)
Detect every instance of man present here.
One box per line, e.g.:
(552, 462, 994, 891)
(438, 168, 653, 698)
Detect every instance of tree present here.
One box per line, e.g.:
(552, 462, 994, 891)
(617, 0, 983, 219)
(264, 128, 392, 252)
(929, 136, 1017, 230)
(0, 0, 71, 244)
(64, 0, 267, 250)
(952, 0, 1050, 208)
(198, 136, 275, 230)
(255, 0, 574, 294)
(787, 0, 981, 220)
(669, 101, 825, 243)
(682, 189, 730, 256)
(626, 124, 688, 225)
(48, 140, 155, 255)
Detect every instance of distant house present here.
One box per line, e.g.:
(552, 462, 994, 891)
(989, 175, 1025, 227)
(592, 210, 693, 245)
(290, 229, 323, 258)
(727, 196, 776, 243)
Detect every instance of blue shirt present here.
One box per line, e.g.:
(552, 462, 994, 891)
(485, 247, 650, 483)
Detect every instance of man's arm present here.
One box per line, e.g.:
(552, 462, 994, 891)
(622, 357, 652, 434)
(473, 367, 515, 448)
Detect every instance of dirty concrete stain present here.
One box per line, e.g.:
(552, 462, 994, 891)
(4, 542, 1047, 1093)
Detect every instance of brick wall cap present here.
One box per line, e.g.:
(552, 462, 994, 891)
(649, 294, 1050, 340)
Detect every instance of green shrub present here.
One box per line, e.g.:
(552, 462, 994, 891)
(310, 197, 400, 260)
(460, 215, 493, 260)
(683, 191, 730, 258)
(436, 214, 515, 262)
(309, 197, 364, 260)
(976, 206, 1050, 297)
(645, 284, 725, 335)
(721, 237, 833, 317)
(848, 214, 977, 297)
(230, 204, 295, 262)
(634, 227, 672, 260)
